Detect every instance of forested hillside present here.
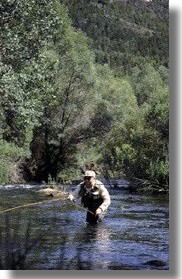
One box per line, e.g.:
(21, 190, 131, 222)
(61, 0, 169, 72)
(0, 0, 169, 191)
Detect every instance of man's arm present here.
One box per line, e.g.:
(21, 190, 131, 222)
(98, 185, 111, 212)
(68, 182, 83, 202)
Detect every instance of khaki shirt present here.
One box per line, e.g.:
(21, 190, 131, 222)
(70, 180, 111, 212)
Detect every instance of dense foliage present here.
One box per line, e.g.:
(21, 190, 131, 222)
(0, 0, 168, 190)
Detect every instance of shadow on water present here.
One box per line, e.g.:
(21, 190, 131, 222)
(0, 214, 44, 270)
(0, 183, 169, 270)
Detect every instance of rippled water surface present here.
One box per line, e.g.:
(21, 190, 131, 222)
(0, 181, 169, 270)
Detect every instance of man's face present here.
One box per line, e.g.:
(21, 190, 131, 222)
(84, 176, 95, 188)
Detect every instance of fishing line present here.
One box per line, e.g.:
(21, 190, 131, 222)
(0, 196, 94, 215)
(0, 197, 66, 214)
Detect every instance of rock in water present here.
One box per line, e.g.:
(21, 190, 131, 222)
(37, 188, 68, 199)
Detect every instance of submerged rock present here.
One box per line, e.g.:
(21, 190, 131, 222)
(144, 260, 166, 267)
(37, 188, 68, 199)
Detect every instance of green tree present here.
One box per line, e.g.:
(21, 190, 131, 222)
(23, 14, 97, 181)
(0, 0, 97, 182)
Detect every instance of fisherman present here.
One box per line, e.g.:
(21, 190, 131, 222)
(68, 170, 111, 224)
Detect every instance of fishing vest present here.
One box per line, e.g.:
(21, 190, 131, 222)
(79, 183, 103, 212)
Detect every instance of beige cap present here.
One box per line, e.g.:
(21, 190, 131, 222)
(84, 170, 96, 178)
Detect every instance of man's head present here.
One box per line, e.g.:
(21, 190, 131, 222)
(84, 170, 96, 188)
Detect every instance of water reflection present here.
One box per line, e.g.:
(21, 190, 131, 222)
(84, 223, 111, 269)
(56, 221, 111, 270)
(83, 222, 110, 242)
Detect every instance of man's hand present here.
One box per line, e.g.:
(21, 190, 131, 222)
(67, 194, 75, 202)
(95, 208, 102, 216)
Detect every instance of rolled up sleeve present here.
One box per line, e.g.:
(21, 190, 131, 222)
(99, 185, 111, 212)
(69, 183, 82, 202)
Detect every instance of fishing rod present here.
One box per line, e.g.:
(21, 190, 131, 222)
(40, 188, 95, 215)
(39, 188, 95, 215)
(67, 199, 94, 215)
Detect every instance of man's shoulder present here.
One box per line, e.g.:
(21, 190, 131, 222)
(95, 180, 105, 189)
(95, 180, 110, 193)
(72, 181, 85, 193)
(76, 181, 85, 191)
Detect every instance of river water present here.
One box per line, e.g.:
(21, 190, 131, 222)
(0, 180, 169, 270)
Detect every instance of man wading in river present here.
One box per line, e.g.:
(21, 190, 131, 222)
(68, 170, 111, 224)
